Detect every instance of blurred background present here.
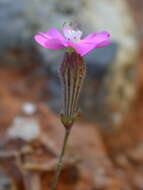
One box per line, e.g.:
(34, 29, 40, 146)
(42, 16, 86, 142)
(0, 0, 143, 189)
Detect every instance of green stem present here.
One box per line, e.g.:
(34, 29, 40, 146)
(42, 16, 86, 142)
(51, 128, 71, 190)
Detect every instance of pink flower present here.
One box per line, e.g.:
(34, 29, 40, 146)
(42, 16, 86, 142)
(34, 24, 110, 56)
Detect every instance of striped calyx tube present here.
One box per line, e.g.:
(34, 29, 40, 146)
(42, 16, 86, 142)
(60, 52, 86, 129)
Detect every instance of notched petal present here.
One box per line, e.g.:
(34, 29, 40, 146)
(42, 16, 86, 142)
(34, 34, 49, 48)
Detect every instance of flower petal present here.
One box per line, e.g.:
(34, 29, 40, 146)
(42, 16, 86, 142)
(92, 31, 110, 48)
(67, 40, 95, 56)
(34, 33, 50, 48)
(82, 32, 97, 41)
(83, 31, 110, 43)
(46, 29, 66, 42)
(45, 39, 65, 49)
(34, 33, 65, 49)
(73, 31, 110, 56)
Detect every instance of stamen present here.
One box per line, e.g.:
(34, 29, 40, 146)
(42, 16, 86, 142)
(63, 22, 83, 43)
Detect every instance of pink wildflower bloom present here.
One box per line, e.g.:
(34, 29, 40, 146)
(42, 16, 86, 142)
(34, 24, 110, 56)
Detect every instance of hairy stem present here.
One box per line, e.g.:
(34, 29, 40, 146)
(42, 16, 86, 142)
(51, 128, 71, 190)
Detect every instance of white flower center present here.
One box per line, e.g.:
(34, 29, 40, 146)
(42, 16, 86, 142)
(63, 28, 83, 43)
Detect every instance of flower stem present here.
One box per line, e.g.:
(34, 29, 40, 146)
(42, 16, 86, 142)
(51, 128, 71, 190)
